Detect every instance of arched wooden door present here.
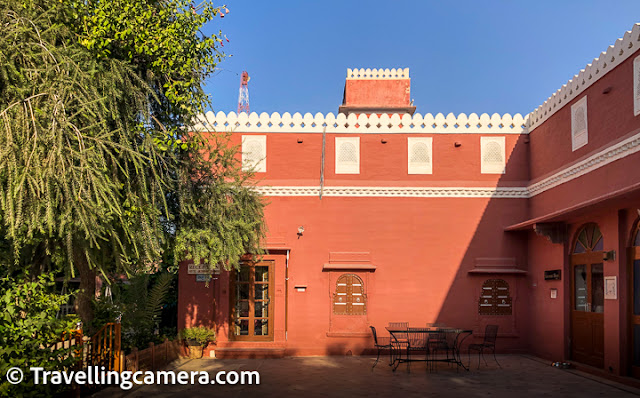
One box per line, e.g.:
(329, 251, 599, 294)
(570, 223, 605, 368)
(630, 220, 640, 378)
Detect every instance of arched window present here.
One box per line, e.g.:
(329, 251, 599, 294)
(338, 142, 357, 163)
(483, 142, 503, 163)
(333, 274, 366, 315)
(335, 137, 360, 174)
(573, 223, 603, 254)
(241, 135, 266, 172)
(571, 96, 588, 151)
(478, 279, 512, 315)
(480, 137, 505, 174)
(407, 137, 433, 174)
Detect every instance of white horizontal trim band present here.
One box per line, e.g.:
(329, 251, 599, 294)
(251, 129, 640, 199)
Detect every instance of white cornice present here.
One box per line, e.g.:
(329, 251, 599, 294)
(527, 130, 640, 196)
(193, 111, 529, 135)
(346, 68, 409, 79)
(253, 130, 640, 198)
(527, 23, 640, 132)
(254, 186, 528, 198)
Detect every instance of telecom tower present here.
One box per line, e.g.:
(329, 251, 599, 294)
(237, 71, 250, 114)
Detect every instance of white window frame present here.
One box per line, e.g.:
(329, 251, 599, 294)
(480, 136, 506, 174)
(571, 96, 588, 152)
(407, 137, 433, 174)
(634, 55, 640, 116)
(335, 137, 360, 174)
(241, 135, 267, 172)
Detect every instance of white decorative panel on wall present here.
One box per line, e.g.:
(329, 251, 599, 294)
(635, 56, 640, 117)
(480, 136, 506, 174)
(241, 135, 266, 172)
(571, 96, 588, 151)
(335, 137, 360, 174)
(407, 137, 433, 174)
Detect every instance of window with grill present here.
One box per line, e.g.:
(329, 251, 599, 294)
(242, 135, 266, 172)
(407, 137, 433, 174)
(571, 96, 588, 151)
(335, 137, 360, 174)
(635, 56, 640, 116)
(478, 279, 512, 315)
(333, 274, 366, 315)
(480, 137, 505, 174)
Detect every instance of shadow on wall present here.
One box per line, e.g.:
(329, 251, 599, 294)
(433, 134, 531, 354)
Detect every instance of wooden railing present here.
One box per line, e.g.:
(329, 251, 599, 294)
(87, 323, 121, 372)
(124, 339, 181, 372)
(56, 329, 85, 369)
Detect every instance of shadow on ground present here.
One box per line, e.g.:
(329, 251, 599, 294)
(90, 355, 640, 398)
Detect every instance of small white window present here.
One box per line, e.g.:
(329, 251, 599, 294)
(407, 137, 432, 174)
(242, 135, 266, 172)
(634, 56, 640, 116)
(571, 96, 588, 151)
(335, 137, 360, 174)
(480, 137, 505, 174)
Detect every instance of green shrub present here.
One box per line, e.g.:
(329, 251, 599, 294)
(180, 326, 216, 346)
(0, 273, 80, 397)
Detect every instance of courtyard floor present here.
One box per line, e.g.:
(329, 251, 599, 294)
(92, 355, 640, 398)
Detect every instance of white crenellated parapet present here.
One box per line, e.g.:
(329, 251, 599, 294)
(192, 111, 529, 134)
(346, 68, 410, 79)
(528, 23, 640, 132)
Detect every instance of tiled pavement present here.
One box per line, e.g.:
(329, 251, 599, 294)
(92, 355, 640, 397)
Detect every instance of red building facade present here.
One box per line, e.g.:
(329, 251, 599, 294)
(179, 23, 640, 377)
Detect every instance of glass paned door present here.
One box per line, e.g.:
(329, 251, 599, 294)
(231, 261, 274, 341)
(571, 258, 605, 368)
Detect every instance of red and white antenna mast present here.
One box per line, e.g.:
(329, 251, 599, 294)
(237, 71, 250, 114)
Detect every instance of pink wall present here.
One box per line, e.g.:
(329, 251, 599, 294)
(343, 79, 411, 108)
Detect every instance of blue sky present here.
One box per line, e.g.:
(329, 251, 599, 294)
(203, 1, 640, 117)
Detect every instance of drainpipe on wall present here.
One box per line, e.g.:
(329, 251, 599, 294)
(320, 127, 325, 199)
(285, 249, 290, 341)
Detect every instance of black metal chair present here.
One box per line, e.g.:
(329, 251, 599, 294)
(387, 322, 409, 371)
(370, 326, 392, 369)
(427, 326, 452, 372)
(468, 324, 500, 369)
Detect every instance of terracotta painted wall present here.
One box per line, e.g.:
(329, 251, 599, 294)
(260, 195, 528, 355)
(528, 47, 640, 182)
(225, 132, 529, 185)
(343, 79, 411, 108)
(526, 231, 566, 361)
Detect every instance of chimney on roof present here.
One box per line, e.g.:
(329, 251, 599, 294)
(339, 68, 415, 116)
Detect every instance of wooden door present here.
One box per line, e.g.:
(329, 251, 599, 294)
(230, 261, 274, 341)
(630, 223, 640, 378)
(570, 224, 605, 368)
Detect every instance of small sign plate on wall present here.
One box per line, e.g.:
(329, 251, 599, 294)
(544, 270, 561, 280)
(604, 276, 617, 299)
(188, 263, 218, 275)
(196, 274, 211, 282)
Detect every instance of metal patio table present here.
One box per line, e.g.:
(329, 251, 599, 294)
(385, 326, 472, 372)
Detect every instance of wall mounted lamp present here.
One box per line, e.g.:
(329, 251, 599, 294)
(603, 250, 616, 262)
(297, 226, 304, 238)
(381, 138, 388, 144)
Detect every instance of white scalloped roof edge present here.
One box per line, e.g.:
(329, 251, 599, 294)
(191, 111, 528, 134)
(527, 23, 640, 131)
(346, 68, 410, 79)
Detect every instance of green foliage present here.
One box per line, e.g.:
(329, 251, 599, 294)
(0, 0, 265, 323)
(92, 272, 174, 352)
(0, 273, 80, 397)
(180, 326, 216, 346)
